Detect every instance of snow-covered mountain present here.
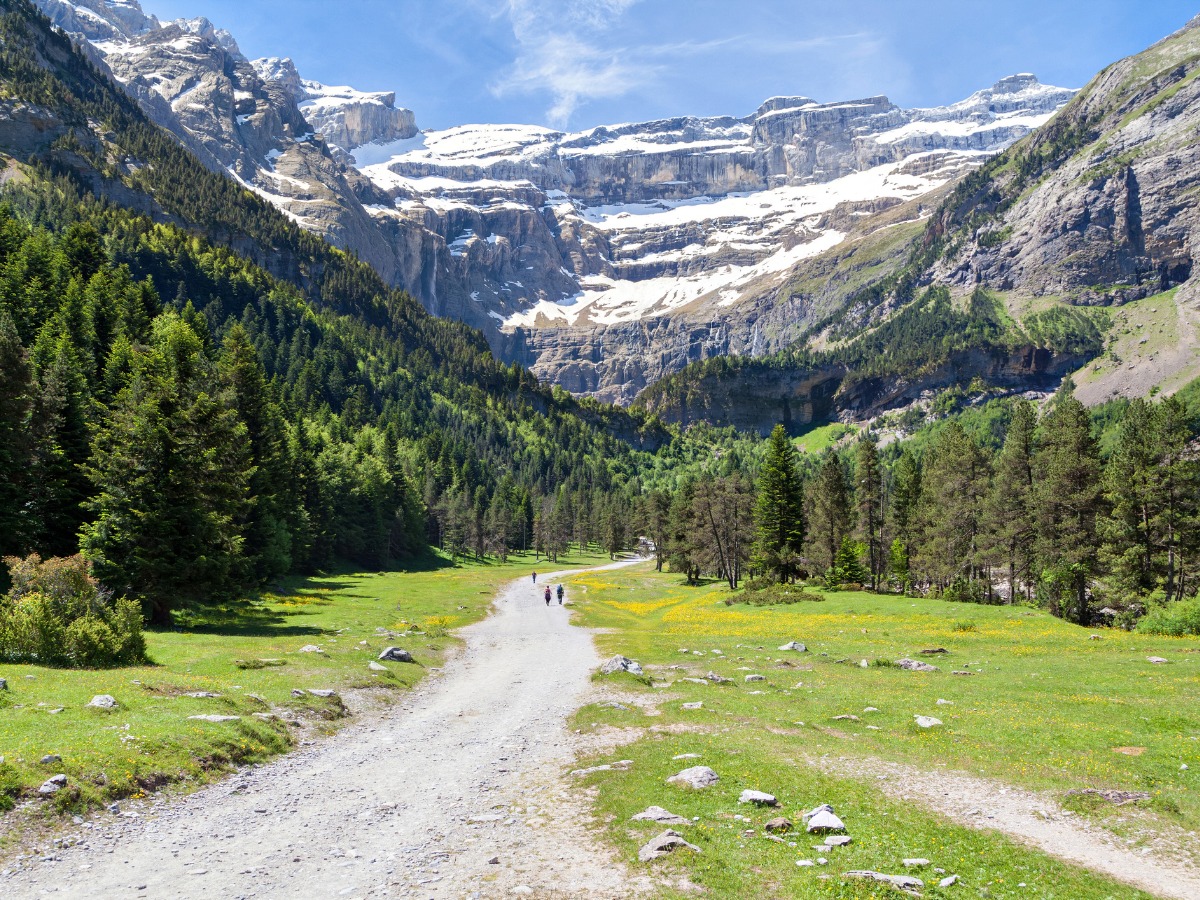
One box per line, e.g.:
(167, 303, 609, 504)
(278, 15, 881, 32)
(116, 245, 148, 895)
(35, 0, 1076, 403)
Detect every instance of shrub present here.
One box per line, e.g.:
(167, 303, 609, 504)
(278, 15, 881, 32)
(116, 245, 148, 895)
(0, 555, 147, 667)
(1137, 594, 1200, 636)
(952, 621, 978, 632)
(731, 584, 826, 606)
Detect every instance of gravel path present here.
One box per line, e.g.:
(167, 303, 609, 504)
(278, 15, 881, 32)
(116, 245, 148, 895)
(2, 561, 649, 900)
(806, 754, 1200, 900)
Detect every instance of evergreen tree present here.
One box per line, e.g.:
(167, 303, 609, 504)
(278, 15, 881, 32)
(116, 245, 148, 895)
(753, 424, 805, 582)
(854, 435, 884, 590)
(1033, 395, 1101, 623)
(1100, 399, 1157, 598)
(982, 399, 1037, 602)
(0, 309, 33, 556)
(889, 447, 921, 565)
(80, 312, 252, 625)
(807, 451, 850, 576)
(912, 423, 990, 593)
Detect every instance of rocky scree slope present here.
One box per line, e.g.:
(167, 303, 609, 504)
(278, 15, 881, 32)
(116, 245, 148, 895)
(34, 0, 1074, 403)
(636, 15, 1200, 432)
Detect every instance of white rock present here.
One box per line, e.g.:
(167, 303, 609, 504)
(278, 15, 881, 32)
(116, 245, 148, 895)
(298, 645, 322, 653)
(805, 809, 846, 833)
(896, 658, 939, 672)
(940, 874, 959, 887)
(368, 661, 387, 671)
(599, 655, 643, 676)
(38, 774, 68, 794)
(738, 789, 779, 806)
(903, 858, 931, 867)
(187, 714, 241, 723)
(1147, 656, 1168, 664)
(845, 870, 925, 891)
(863, 707, 879, 713)
(681, 701, 703, 710)
(915, 715, 943, 728)
(637, 829, 701, 862)
(667, 766, 719, 789)
(745, 674, 765, 682)
(379, 647, 412, 662)
(673, 753, 702, 760)
(936, 698, 953, 705)
(631, 806, 689, 825)
(779, 641, 807, 652)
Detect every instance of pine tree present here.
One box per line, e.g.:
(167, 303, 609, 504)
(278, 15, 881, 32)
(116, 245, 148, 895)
(1100, 399, 1157, 597)
(854, 436, 884, 590)
(0, 309, 33, 556)
(889, 447, 921, 565)
(983, 399, 1037, 602)
(80, 312, 252, 625)
(807, 451, 850, 576)
(753, 425, 805, 582)
(1033, 395, 1101, 623)
(1150, 396, 1200, 601)
(913, 423, 990, 593)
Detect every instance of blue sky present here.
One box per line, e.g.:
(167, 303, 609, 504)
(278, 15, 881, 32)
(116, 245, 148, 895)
(141, 0, 1197, 131)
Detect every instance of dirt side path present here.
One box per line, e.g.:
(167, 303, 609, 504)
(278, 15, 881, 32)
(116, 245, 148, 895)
(806, 753, 1200, 900)
(2, 561, 651, 900)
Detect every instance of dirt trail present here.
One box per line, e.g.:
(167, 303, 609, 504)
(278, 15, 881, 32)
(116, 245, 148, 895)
(806, 754, 1200, 900)
(2, 561, 650, 900)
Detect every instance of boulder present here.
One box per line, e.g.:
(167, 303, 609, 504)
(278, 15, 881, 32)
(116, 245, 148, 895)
(667, 766, 719, 789)
(940, 874, 960, 887)
(764, 817, 792, 834)
(631, 806, 689, 825)
(915, 715, 943, 728)
(805, 807, 846, 834)
(896, 658, 939, 672)
(0, 677, 7, 690)
(705, 671, 733, 684)
(379, 647, 413, 663)
(599, 655, 644, 676)
(40, 754, 62, 764)
(38, 774, 68, 795)
(824, 835, 852, 846)
(739, 789, 779, 806)
(638, 829, 701, 862)
(87, 694, 117, 709)
(779, 641, 807, 652)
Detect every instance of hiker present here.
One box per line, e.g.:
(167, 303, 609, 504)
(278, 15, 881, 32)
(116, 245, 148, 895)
(544, 585, 552, 605)
(556, 584, 564, 605)
(532, 571, 537, 583)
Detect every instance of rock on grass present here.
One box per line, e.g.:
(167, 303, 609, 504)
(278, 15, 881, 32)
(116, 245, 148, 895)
(638, 829, 701, 862)
(667, 766, 719, 789)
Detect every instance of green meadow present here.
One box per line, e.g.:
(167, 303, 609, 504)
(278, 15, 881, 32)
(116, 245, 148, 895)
(564, 563, 1199, 898)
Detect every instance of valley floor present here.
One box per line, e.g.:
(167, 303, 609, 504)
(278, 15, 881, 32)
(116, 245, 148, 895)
(2, 561, 1197, 899)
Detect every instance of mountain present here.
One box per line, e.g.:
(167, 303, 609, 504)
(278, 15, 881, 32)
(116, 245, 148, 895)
(636, 15, 1200, 433)
(33, 0, 1074, 403)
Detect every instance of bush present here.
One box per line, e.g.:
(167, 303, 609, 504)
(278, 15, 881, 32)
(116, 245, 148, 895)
(1137, 594, 1200, 636)
(731, 584, 826, 606)
(0, 555, 147, 667)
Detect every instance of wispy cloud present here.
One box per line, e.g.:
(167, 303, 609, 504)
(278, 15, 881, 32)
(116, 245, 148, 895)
(491, 0, 652, 127)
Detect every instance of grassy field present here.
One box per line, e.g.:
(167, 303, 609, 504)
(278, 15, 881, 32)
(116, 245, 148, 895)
(563, 564, 1199, 898)
(0, 548, 608, 824)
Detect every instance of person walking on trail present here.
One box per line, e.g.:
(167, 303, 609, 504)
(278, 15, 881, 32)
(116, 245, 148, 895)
(556, 584, 564, 605)
(532, 571, 537, 584)
(544, 585, 552, 605)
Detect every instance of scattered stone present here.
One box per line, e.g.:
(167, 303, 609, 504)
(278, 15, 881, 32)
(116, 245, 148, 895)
(940, 874, 960, 887)
(951, 670, 977, 676)
(863, 707, 879, 713)
(40, 754, 62, 764)
(796, 859, 814, 867)
(187, 714, 241, 723)
(764, 817, 793, 834)
(844, 871, 924, 893)
(631, 806, 689, 826)
(681, 701, 703, 710)
(378, 647, 413, 663)
(824, 835, 852, 846)
(38, 775, 67, 795)
(487, 856, 500, 865)
(307, 689, 337, 698)
(298, 645, 322, 653)
(638, 829, 701, 862)
(805, 807, 846, 834)
(1065, 788, 1150, 805)
(603, 701, 630, 710)
(914, 715, 943, 728)
(667, 766, 719, 789)
(896, 658, 939, 672)
(738, 789, 779, 806)
(599, 655, 644, 676)
(86, 694, 118, 709)
(572, 764, 616, 776)
(858, 659, 869, 668)
(705, 671, 733, 684)
(673, 753, 702, 760)
(920, 648, 949, 655)
(832, 714, 859, 721)
(183, 691, 221, 698)
(745, 674, 765, 682)
(936, 698, 953, 705)
(1147, 656, 1168, 664)
(368, 661, 387, 671)
(0, 678, 7, 690)
(779, 641, 807, 652)
(903, 858, 931, 867)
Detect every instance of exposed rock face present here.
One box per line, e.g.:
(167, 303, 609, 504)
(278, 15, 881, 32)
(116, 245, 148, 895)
(35, 1, 1080, 405)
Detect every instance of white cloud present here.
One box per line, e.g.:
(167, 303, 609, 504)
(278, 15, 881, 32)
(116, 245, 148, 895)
(491, 0, 650, 127)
